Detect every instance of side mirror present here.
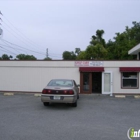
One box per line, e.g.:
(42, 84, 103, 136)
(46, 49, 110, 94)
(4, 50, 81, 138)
(77, 84, 80, 87)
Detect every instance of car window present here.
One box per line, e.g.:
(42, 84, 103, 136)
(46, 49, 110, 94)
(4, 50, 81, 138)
(48, 80, 73, 87)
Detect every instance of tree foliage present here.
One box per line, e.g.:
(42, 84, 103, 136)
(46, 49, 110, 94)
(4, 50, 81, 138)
(44, 57, 52, 60)
(84, 29, 107, 60)
(0, 54, 13, 60)
(85, 44, 107, 60)
(106, 21, 140, 60)
(75, 48, 81, 56)
(63, 21, 140, 60)
(62, 51, 76, 60)
(76, 51, 86, 60)
(16, 54, 37, 60)
(90, 30, 106, 47)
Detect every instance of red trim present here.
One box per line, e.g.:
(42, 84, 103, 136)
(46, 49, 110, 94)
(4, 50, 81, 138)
(120, 67, 140, 72)
(79, 67, 104, 72)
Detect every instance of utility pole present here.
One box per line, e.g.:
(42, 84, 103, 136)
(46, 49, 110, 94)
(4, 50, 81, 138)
(46, 48, 48, 58)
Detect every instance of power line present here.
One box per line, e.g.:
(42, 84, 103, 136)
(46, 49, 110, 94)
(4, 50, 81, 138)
(0, 48, 12, 54)
(1, 39, 46, 56)
(0, 11, 63, 59)
(1, 12, 47, 56)
(1, 24, 44, 53)
(2, 15, 43, 51)
(0, 38, 63, 59)
(0, 45, 17, 55)
(2, 20, 40, 52)
(1, 22, 48, 57)
(1, 39, 62, 58)
(0, 43, 26, 54)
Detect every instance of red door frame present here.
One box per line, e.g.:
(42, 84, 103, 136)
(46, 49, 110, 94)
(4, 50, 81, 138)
(80, 72, 92, 94)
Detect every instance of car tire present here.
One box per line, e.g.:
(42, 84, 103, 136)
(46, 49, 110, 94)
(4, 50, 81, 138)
(72, 101, 77, 107)
(77, 94, 79, 99)
(43, 102, 49, 106)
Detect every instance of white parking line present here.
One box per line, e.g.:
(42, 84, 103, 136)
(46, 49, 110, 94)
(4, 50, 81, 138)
(115, 95, 126, 98)
(134, 95, 140, 99)
(34, 94, 41, 97)
(4, 93, 14, 96)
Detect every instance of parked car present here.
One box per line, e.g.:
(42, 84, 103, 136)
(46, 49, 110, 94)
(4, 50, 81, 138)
(41, 79, 79, 107)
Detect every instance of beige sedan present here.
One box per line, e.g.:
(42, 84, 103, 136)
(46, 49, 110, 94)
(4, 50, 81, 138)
(41, 79, 79, 107)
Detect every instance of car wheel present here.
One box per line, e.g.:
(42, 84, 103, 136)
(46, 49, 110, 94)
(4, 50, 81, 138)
(72, 101, 77, 107)
(77, 94, 79, 99)
(43, 102, 49, 106)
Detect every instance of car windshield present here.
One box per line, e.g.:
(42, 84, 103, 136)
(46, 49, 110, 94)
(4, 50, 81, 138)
(48, 80, 73, 87)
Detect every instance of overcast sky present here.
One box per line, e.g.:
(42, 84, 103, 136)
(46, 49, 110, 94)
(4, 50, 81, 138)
(0, 0, 140, 59)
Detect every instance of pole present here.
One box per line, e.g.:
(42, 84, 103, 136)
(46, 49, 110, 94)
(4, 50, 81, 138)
(46, 48, 48, 58)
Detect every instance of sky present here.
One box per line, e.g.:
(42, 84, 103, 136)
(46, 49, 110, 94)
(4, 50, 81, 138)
(0, 0, 140, 60)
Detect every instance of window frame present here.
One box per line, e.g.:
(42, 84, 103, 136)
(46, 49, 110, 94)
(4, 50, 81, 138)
(121, 72, 139, 89)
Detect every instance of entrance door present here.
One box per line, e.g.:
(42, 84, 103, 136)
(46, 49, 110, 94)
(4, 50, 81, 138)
(80, 72, 92, 93)
(102, 72, 112, 95)
(92, 72, 102, 93)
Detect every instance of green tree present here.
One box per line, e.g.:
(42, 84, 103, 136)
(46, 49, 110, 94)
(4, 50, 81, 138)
(44, 57, 52, 60)
(90, 29, 106, 47)
(62, 21, 140, 60)
(84, 29, 107, 60)
(85, 44, 107, 60)
(1, 54, 13, 60)
(16, 54, 37, 60)
(75, 48, 81, 56)
(76, 51, 86, 60)
(106, 21, 140, 60)
(62, 51, 76, 60)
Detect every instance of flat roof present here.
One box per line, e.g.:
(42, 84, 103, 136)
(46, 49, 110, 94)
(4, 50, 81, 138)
(128, 43, 140, 55)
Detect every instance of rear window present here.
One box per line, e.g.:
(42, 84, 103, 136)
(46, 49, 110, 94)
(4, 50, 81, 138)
(48, 80, 73, 87)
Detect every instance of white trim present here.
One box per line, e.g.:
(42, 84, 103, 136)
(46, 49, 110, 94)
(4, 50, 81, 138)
(128, 43, 140, 55)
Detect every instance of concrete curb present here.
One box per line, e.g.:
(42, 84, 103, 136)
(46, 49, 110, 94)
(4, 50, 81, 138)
(4, 92, 14, 96)
(115, 95, 126, 98)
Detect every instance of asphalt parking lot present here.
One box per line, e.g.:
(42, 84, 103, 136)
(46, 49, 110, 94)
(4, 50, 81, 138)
(0, 94, 140, 140)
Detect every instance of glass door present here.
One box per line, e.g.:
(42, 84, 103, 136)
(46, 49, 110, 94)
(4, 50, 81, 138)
(80, 72, 92, 93)
(102, 72, 112, 95)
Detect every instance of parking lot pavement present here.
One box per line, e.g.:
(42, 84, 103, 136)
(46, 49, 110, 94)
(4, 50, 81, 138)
(0, 94, 140, 140)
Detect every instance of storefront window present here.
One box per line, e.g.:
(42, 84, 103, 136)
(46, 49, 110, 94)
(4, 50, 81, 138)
(121, 72, 138, 88)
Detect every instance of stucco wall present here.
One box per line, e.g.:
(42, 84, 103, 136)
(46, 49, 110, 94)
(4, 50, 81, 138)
(104, 67, 140, 94)
(0, 60, 140, 94)
(0, 61, 79, 92)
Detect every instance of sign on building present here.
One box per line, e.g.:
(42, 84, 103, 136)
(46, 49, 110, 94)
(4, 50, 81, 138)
(75, 61, 103, 67)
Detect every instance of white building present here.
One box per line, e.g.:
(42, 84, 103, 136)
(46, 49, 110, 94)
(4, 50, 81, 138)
(0, 59, 140, 95)
(0, 44, 140, 95)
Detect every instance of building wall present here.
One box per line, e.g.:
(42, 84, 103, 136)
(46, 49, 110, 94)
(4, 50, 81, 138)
(0, 61, 79, 92)
(0, 60, 140, 94)
(103, 61, 140, 94)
